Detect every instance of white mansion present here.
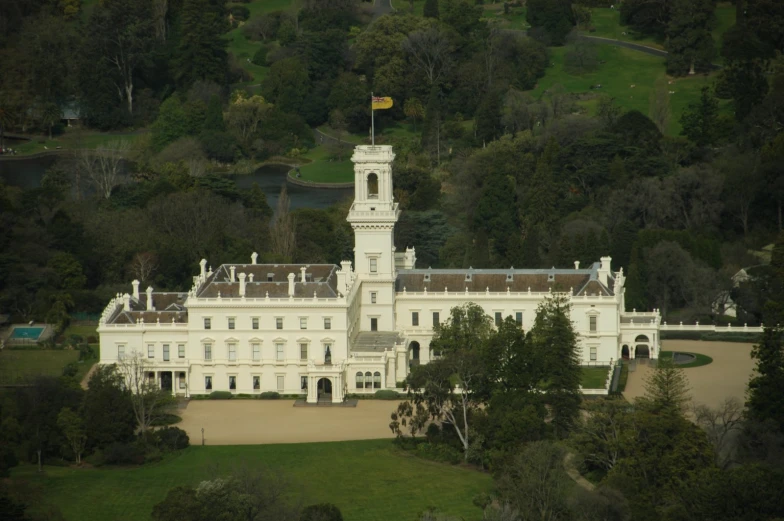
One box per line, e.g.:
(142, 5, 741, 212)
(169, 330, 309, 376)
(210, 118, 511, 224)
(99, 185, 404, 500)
(98, 145, 661, 403)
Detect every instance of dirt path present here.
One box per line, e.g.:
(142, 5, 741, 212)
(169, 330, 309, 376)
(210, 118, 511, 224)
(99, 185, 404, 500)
(79, 363, 100, 390)
(623, 340, 755, 408)
(179, 400, 399, 445)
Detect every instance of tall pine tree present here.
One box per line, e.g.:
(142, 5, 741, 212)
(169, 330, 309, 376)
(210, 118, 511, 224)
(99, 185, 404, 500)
(177, 0, 229, 87)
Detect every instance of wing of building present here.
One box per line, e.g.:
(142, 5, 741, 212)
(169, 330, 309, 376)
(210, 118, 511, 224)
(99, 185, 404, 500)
(98, 145, 661, 402)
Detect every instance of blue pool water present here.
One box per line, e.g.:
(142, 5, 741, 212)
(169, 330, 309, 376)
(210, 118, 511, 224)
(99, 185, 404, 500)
(10, 327, 44, 340)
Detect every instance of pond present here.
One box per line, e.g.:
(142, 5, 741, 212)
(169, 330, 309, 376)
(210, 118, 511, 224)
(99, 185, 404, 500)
(0, 156, 353, 210)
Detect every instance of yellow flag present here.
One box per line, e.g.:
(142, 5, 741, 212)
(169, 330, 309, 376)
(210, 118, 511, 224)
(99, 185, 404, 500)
(372, 96, 393, 110)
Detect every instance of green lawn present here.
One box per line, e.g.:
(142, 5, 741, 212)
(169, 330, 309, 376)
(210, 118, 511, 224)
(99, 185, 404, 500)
(298, 146, 354, 183)
(14, 129, 145, 156)
(12, 440, 492, 521)
(712, 2, 736, 64)
(586, 8, 663, 49)
(227, 25, 269, 85)
(659, 351, 714, 368)
(581, 366, 610, 389)
(532, 45, 723, 136)
(62, 324, 98, 340)
(0, 350, 79, 385)
(486, 4, 529, 31)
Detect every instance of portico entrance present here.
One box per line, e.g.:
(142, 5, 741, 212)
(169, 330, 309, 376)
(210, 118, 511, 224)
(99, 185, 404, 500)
(160, 371, 172, 391)
(305, 360, 345, 404)
(317, 377, 333, 402)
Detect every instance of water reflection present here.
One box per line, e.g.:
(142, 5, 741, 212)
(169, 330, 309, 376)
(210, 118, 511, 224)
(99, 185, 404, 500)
(0, 157, 353, 210)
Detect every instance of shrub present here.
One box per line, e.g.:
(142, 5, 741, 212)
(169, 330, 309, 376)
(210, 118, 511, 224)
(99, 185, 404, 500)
(374, 390, 401, 400)
(395, 381, 406, 388)
(144, 445, 163, 464)
(415, 442, 462, 465)
(155, 427, 190, 452)
(230, 5, 250, 20)
(104, 442, 145, 465)
(301, 503, 343, 521)
(252, 46, 268, 66)
(86, 335, 98, 343)
(208, 391, 233, 400)
(78, 344, 96, 360)
(61, 362, 79, 378)
(84, 449, 105, 467)
(151, 414, 182, 426)
(259, 392, 280, 400)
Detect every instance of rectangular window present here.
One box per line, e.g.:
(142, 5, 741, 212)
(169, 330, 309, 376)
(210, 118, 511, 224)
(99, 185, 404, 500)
(147, 344, 155, 359)
(163, 344, 170, 361)
(515, 312, 523, 327)
(590, 346, 597, 361)
(204, 317, 211, 330)
(205, 376, 212, 390)
(412, 312, 419, 326)
(179, 372, 186, 389)
(301, 376, 308, 390)
(369, 258, 377, 273)
(178, 344, 185, 358)
(589, 315, 597, 332)
(300, 317, 307, 329)
(228, 317, 235, 330)
(324, 317, 331, 330)
(228, 343, 237, 362)
(276, 317, 283, 330)
(117, 345, 125, 359)
(432, 312, 440, 327)
(253, 376, 260, 390)
(229, 376, 236, 390)
(371, 292, 377, 304)
(204, 343, 212, 361)
(277, 375, 284, 392)
(495, 312, 502, 327)
(276, 343, 284, 361)
(300, 343, 308, 361)
(252, 317, 259, 330)
(252, 343, 260, 361)
(370, 318, 378, 331)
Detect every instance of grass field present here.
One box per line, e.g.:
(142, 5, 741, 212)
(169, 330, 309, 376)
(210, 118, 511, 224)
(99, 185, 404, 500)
(581, 366, 609, 389)
(12, 440, 492, 521)
(659, 350, 714, 368)
(532, 44, 722, 136)
(62, 324, 98, 340)
(298, 146, 354, 183)
(0, 350, 79, 385)
(13, 130, 145, 156)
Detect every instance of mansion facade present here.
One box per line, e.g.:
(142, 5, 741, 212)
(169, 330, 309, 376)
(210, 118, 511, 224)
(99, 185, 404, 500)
(98, 145, 661, 403)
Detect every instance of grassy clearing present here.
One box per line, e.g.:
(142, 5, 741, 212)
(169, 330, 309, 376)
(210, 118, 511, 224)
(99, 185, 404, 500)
(298, 146, 354, 183)
(485, 4, 529, 30)
(12, 439, 492, 521)
(0, 350, 79, 385)
(586, 8, 663, 49)
(659, 350, 714, 368)
(532, 45, 722, 136)
(581, 366, 609, 389)
(13, 129, 145, 156)
(62, 324, 98, 340)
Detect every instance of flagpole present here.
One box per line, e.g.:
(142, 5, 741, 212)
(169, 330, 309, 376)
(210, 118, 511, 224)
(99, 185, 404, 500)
(371, 92, 375, 146)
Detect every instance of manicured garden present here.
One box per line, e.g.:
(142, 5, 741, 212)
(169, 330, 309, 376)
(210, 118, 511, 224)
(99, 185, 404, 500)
(581, 366, 609, 389)
(0, 349, 80, 385)
(659, 350, 714, 368)
(11, 439, 492, 521)
(297, 146, 354, 183)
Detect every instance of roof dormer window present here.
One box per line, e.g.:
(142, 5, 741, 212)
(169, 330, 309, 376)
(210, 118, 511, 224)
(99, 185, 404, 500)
(506, 273, 513, 281)
(465, 273, 472, 281)
(424, 274, 430, 282)
(548, 273, 555, 282)
(267, 273, 274, 282)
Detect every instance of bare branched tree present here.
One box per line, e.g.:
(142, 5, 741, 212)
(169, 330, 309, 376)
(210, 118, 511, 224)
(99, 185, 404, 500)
(152, 0, 168, 41)
(649, 78, 671, 134)
(402, 27, 453, 86)
(129, 251, 159, 283)
(116, 353, 174, 437)
(692, 397, 744, 469)
(270, 185, 297, 261)
(79, 140, 129, 199)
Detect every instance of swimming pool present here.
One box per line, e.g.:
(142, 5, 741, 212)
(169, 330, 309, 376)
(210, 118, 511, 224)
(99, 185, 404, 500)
(10, 327, 44, 340)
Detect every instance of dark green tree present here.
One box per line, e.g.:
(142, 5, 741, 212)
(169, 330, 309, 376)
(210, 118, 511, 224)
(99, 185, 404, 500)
(423, 0, 439, 18)
(80, 365, 136, 451)
(680, 87, 720, 147)
(747, 327, 784, 434)
(177, 0, 229, 87)
(665, 0, 716, 76)
(203, 95, 225, 132)
(301, 503, 343, 521)
(526, 0, 575, 46)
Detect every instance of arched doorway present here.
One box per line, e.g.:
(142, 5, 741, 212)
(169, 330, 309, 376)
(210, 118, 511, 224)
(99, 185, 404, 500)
(367, 173, 378, 198)
(410, 341, 420, 367)
(621, 345, 630, 360)
(317, 377, 332, 402)
(635, 335, 650, 359)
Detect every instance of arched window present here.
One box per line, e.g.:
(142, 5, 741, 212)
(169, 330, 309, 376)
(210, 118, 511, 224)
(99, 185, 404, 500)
(373, 371, 381, 389)
(367, 173, 378, 198)
(364, 371, 372, 391)
(356, 371, 364, 389)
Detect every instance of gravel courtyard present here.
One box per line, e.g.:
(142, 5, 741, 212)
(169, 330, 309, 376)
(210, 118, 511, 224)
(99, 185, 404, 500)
(623, 340, 756, 408)
(178, 400, 400, 445)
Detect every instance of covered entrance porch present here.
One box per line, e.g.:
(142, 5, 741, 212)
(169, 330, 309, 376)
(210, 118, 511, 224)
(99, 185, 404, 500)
(305, 360, 345, 404)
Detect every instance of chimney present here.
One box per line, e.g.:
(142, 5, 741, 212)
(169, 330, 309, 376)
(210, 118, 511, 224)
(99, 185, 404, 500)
(287, 273, 295, 297)
(574, 261, 580, 270)
(248, 273, 254, 283)
(123, 293, 131, 311)
(239, 273, 247, 297)
(598, 256, 612, 286)
(251, 252, 258, 265)
(199, 259, 207, 278)
(338, 260, 352, 294)
(300, 266, 307, 283)
(229, 266, 236, 282)
(132, 280, 140, 300)
(146, 286, 154, 311)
